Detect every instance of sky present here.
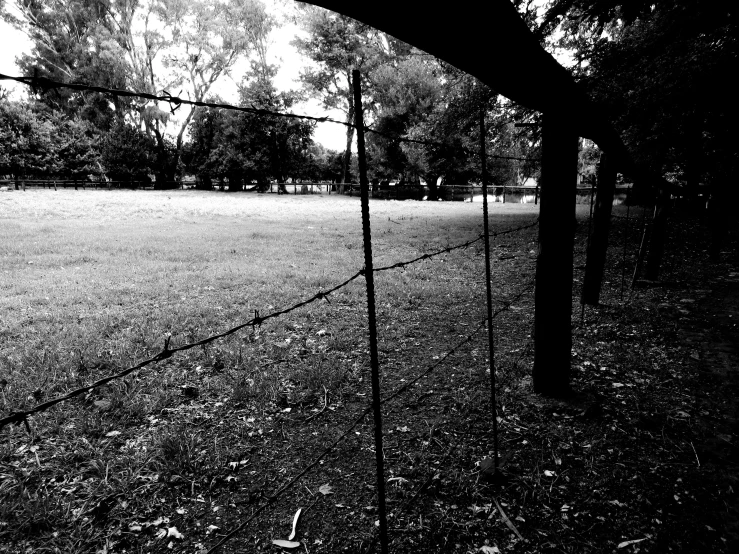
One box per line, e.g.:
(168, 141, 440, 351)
(0, 3, 350, 151)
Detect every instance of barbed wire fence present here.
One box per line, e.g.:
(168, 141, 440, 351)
(0, 69, 554, 552)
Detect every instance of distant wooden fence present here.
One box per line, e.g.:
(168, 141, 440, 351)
(0, 178, 632, 204)
(0, 179, 160, 190)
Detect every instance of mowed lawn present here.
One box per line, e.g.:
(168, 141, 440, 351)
(0, 189, 539, 403)
(2, 190, 726, 554)
(0, 189, 543, 552)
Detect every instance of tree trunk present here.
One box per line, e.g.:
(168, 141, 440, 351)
(195, 175, 212, 191)
(426, 174, 439, 201)
(342, 93, 355, 184)
(582, 152, 617, 305)
(152, 126, 177, 190)
(533, 113, 578, 398)
(645, 189, 671, 280)
(708, 178, 733, 261)
(227, 172, 243, 192)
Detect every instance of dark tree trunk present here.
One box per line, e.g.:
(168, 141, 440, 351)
(533, 113, 578, 398)
(645, 189, 671, 280)
(195, 175, 212, 191)
(708, 178, 734, 261)
(342, 91, 355, 184)
(152, 125, 179, 190)
(582, 152, 617, 305)
(426, 174, 439, 201)
(227, 172, 243, 192)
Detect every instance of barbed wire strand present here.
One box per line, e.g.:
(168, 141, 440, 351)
(0, 271, 362, 431)
(0, 221, 538, 431)
(0, 73, 539, 162)
(206, 278, 534, 552)
(373, 218, 538, 273)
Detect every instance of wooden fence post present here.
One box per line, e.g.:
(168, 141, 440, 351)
(582, 152, 617, 305)
(533, 112, 578, 397)
(479, 107, 500, 470)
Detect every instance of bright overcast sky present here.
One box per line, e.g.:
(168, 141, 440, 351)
(0, 3, 349, 151)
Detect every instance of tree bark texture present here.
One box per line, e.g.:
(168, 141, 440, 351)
(582, 152, 617, 305)
(342, 99, 355, 185)
(533, 113, 578, 397)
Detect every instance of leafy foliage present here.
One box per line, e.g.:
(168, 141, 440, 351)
(2, 0, 276, 186)
(0, 98, 100, 178)
(542, 0, 738, 189)
(293, 7, 390, 182)
(100, 123, 158, 181)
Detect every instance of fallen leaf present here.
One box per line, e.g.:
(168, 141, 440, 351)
(167, 527, 183, 539)
(105, 430, 121, 437)
(318, 483, 333, 495)
(480, 546, 500, 553)
(288, 508, 302, 541)
(272, 539, 301, 549)
(617, 538, 647, 548)
(492, 497, 523, 540)
(544, 470, 555, 477)
(94, 400, 112, 411)
(612, 383, 625, 388)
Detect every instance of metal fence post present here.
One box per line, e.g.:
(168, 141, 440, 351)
(479, 106, 499, 470)
(353, 69, 389, 554)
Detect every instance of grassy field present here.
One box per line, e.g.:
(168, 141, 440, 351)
(1, 189, 736, 554)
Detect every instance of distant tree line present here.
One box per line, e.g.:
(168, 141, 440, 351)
(3, 1, 731, 197)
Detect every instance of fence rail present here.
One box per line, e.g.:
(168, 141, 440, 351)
(1, 178, 633, 204)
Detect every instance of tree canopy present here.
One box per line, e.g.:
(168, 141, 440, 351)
(540, 0, 737, 191)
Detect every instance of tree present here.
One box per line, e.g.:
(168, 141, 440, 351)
(184, 84, 314, 189)
(100, 122, 157, 183)
(0, 98, 100, 181)
(293, 8, 388, 183)
(2, 0, 133, 130)
(541, 0, 738, 267)
(369, 57, 540, 200)
(3, 0, 274, 188)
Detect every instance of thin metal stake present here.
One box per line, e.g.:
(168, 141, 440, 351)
(580, 180, 596, 325)
(620, 188, 631, 301)
(479, 106, 499, 470)
(353, 69, 389, 554)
